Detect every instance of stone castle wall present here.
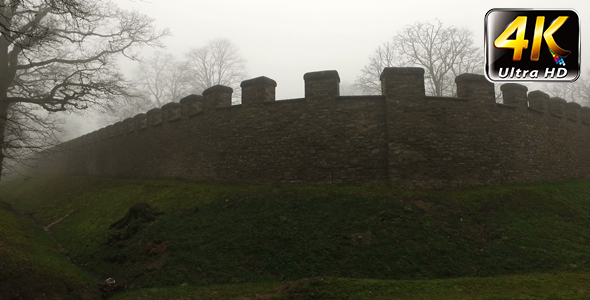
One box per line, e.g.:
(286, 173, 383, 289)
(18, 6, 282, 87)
(30, 67, 590, 189)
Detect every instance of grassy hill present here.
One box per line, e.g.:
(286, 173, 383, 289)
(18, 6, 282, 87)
(3, 176, 590, 299)
(0, 198, 98, 299)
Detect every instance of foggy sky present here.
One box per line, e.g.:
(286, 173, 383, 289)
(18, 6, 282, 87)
(63, 0, 590, 137)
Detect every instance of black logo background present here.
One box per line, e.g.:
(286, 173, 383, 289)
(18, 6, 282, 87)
(485, 9, 580, 82)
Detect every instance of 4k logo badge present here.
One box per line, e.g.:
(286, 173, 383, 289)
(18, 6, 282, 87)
(485, 9, 580, 82)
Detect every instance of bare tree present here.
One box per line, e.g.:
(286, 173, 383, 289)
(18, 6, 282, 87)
(97, 52, 193, 124)
(357, 20, 483, 97)
(134, 51, 192, 107)
(185, 38, 247, 103)
(340, 81, 364, 96)
(543, 72, 590, 106)
(394, 20, 483, 96)
(2, 103, 63, 177)
(95, 91, 154, 126)
(0, 0, 168, 180)
(355, 41, 397, 95)
(99, 39, 247, 123)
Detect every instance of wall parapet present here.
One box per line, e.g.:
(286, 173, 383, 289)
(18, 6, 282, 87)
(203, 85, 233, 109)
(566, 102, 581, 121)
(146, 108, 163, 126)
(549, 97, 567, 117)
(582, 107, 590, 124)
(179, 95, 204, 117)
(123, 118, 134, 133)
(162, 102, 182, 122)
(241, 76, 277, 106)
(455, 73, 495, 103)
(528, 91, 549, 113)
(380, 67, 425, 100)
(134, 113, 147, 130)
(34, 67, 590, 189)
(501, 83, 528, 108)
(304, 70, 340, 101)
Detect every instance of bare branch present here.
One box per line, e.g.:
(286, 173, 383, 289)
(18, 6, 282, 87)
(185, 38, 247, 103)
(355, 41, 398, 95)
(543, 70, 590, 106)
(358, 20, 483, 97)
(0, 0, 169, 179)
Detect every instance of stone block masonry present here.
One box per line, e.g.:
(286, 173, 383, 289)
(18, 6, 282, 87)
(31, 67, 590, 189)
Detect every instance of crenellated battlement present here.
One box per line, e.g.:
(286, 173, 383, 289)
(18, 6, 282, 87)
(32, 67, 590, 189)
(72, 67, 590, 144)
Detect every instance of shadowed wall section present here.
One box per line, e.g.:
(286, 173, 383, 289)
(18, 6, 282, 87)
(30, 67, 590, 189)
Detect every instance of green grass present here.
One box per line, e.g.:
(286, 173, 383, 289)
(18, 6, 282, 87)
(0, 199, 99, 299)
(112, 273, 590, 300)
(4, 176, 590, 298)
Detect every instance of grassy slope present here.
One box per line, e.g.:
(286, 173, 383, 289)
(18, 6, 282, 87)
(0, 199, 98, 299)
(4, 176, 590, 298)
(112, 274, 590, 300)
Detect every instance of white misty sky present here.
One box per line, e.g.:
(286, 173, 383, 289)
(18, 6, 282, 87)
(64, 0, 590, 136)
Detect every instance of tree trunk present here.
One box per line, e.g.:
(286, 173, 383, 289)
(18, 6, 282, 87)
(0, 29, 12, 184)
(0, 101, 8, 183)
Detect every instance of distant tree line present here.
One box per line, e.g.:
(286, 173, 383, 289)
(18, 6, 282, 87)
(99, 38, 248, 125)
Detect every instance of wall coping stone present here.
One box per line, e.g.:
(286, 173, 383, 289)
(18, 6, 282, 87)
(180, 94, 204, 103)
(203, 85, 233, 96)
(500, 83, 528, 92)
(528, 90, 550, 98)
(303, 70, 340, 82)
(241, 76, 277, 88)
(162, 102, 181, 109)
(380, 67, 424, 80)
(147, 108, 162, 114)
(454, 73, 487, 83)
